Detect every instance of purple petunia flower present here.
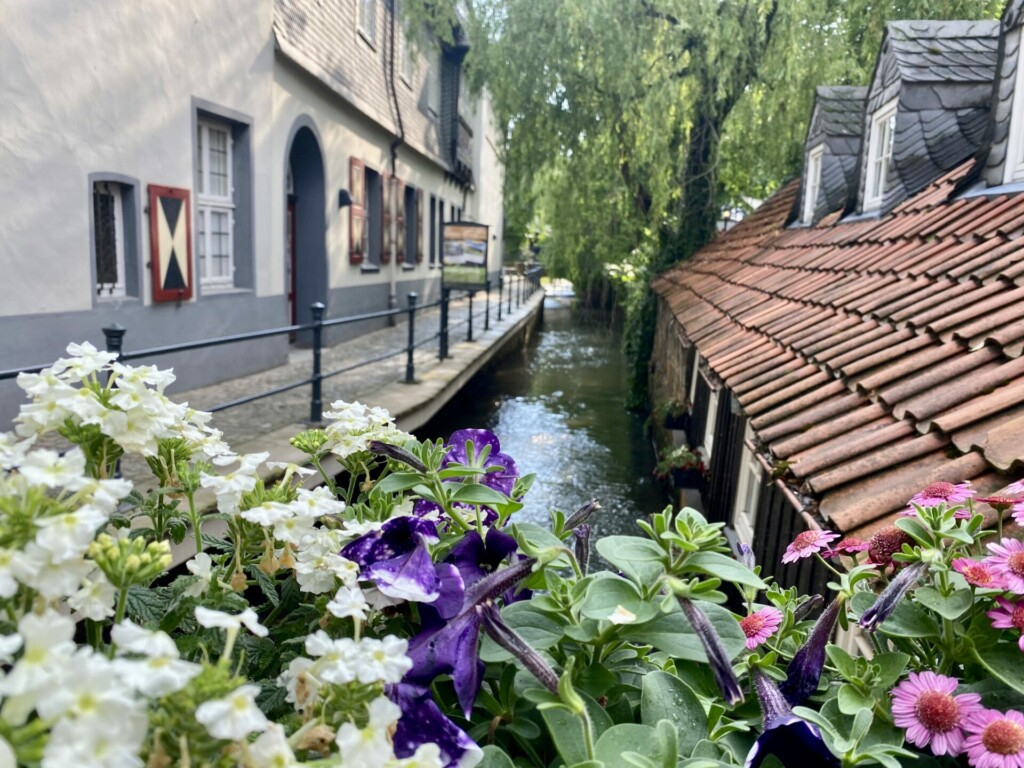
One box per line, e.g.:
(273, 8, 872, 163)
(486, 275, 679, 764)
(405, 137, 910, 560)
(781, 529, 839, 564)
(678, 598, 743, 706)
(963, 708, 1024, 768)
(745, 667, 839, 768)
(740, 607, 783, 650)
(390, 683, 483, 768)
(780, 598, 841, 707)
(987, 597, 1024, 652)
(446, 528, 519, 589)
(859, 562, 927, 633)
(891, 671, 982, 756)
(406, 557, 535, 717)
(444, 429, 519, 496)
(986, 539, 1024, 595)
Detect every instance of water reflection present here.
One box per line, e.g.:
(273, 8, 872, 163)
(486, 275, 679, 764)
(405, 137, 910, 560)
(420, 299, 667, 538)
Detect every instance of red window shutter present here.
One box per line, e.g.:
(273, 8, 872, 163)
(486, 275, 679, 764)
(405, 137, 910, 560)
(349, 157, 365, 265)
(382, 173, 392, 265)
(416, 189, 424, 263)
(396, 179, 406, 265)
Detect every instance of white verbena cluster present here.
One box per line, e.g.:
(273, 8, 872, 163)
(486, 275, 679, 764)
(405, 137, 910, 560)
(323, 400, 410, 460)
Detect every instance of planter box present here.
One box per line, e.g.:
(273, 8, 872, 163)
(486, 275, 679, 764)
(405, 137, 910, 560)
(672, 467, 706, 490)
(664, 412, 692, 432)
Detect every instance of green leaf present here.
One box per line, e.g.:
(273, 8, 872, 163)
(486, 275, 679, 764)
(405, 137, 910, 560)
(579, 574, 660, 624)
(479, 746, 516, 768)
(825, 644, 857, 680)
(684, 552, 767, 589)
(479, 602, 565, 663)
(594, 724, 660, 765)
(975, 644, 1024, 696)
(620, 601, 746, 662)
(450, 483, 513, 506)
(871, 652, 910, 688)
(913, 586, 973, 621)
(640, 671, 708, 754)
(850, 590, 938, 638)
(371, 472, 424, 494)
(540, 693, 612, 766)
(125, 585, 174, 627)
(595, 536, 666, 586)
(247, 565, 279, 608)
(837, 684, 874, 716)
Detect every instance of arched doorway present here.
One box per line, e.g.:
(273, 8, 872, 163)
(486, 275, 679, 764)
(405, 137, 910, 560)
(286, 123, 327, 344)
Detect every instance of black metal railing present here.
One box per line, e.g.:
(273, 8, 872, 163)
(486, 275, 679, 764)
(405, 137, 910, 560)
(0, 267, 545, 423)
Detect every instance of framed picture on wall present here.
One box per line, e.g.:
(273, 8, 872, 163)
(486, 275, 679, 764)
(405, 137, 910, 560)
(148, 185, 194, 302)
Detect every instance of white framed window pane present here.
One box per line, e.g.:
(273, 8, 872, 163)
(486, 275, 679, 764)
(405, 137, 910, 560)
(210, 210, 231, 279)
(360, 0, 377, 42)
(93, 182, 126, 298)
(208, 127, 229, 198)
(197, 208, 207, 279)
(197, 128, 205, 193)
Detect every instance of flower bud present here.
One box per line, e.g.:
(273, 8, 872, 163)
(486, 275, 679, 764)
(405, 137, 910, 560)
(859, 561, 926, 632)
(678, 598, 743, 706)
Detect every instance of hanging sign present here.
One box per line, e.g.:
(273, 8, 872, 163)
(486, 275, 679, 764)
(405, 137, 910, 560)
(442, 221, 489, 290)
(148, 185, 194, 302)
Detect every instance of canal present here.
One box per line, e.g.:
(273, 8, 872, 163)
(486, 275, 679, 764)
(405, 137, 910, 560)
(420, 297, 666, 538)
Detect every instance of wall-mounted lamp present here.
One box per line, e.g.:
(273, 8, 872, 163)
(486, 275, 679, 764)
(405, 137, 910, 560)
(338, 189, 353, 208)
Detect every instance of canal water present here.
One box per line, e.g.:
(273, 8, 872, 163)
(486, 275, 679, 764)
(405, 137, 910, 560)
(420, 297, 667, 538)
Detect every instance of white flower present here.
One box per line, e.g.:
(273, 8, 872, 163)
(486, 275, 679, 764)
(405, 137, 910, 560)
(196, 684, 268, 741)
(246, 723, 298, 768)
(195, 607, 268, 637)
(112, 620, 179, 658)
(241, 500, 294, 527)
(0, 735, 14, 768)
(17, 448, 87, 488)
(201, 456, 262, 515)
(327, 585, 369, 621)
(114, 655, 200, 699)
(42, 715, 146, 768)
(367, 696, 401, 729)
(0, 610, 76, 698)
(66, 476, 133, 512)
(58, 342, 119, 379)
(305, 631, 358, 685)
(393, 744, 446, 768)
(273, 511, 317, 546)
(35, 504, 108, 562)
(355, 636, 412, 685)
(294, 486, 346, 518)
(0, 432, 34, 471)
(183, 552, 214, 598)
(294, 533, 358, 594)
(607, 605, 637, 625)
(277, 656, 320, 710)
(335, 720, 392, 768)
(10, 543, 91, 599)
(35, 648, 137, 721)
(0, 549, 20, 598)
(67, 570, 116, 620)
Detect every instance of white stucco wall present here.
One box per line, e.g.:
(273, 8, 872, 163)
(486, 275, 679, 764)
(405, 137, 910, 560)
(0, 0, 275, 317)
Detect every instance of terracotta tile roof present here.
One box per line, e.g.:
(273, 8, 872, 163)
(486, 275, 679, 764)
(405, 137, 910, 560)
(651, 162, 1024, 535)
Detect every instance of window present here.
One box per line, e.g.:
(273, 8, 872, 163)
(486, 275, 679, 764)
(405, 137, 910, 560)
(802, 145, 824, 224)
(93, 182, 126, 297)
(1005, 46, 1024, 183)
(397, 2, 413, 84)
(358, 0, 377, 47)
(365, 167, 383, 268)
(429, 195, 437, 266)
(428, 53, 441, 116)
(702, 377, 719, 462)
(437, 196, 445, 265)
(864, 99, 897, 210)
(403, 185, 420, 267)
(196, 119, 234, 288)
(732, 425, 762, 547)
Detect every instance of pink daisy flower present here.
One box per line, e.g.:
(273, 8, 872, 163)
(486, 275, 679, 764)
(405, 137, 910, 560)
(910, 481, 975, 508)
(891, 671, 982, 756)
(953, 558, 1005, 590)
(739, 607, 783, 650)
(986, 539, 1024, 594)
(1012, 502, 1024, 528)
(978, 496, 1021, 514)
(987, 597, 1024, 652)
(1005, 479, 1024, 494)
(822, 537, 870, 559)
(964, 708, 1024, 768)
(782, 529, 839, 564)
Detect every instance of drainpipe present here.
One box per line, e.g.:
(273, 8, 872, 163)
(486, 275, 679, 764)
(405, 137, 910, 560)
(386, 0, 405, 320)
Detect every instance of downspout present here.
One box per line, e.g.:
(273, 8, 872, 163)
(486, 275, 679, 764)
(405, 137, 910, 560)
(386, 0, 405, 316)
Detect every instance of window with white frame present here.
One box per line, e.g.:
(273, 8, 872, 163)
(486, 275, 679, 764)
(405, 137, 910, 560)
(732, 425, 762, 546)
(702, 378, 719, 462)
(92, 181, 127, 298)
(358, 0, 377, 47)
(428, 53, 441, 116)
(196, 119, 235, 288)
(1004, 42, 1024, 183)
(864, 99, 897, 210)
(802, 145, 824, 224)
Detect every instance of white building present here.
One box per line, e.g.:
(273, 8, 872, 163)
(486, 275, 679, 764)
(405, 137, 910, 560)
(0, 0, 505, 425)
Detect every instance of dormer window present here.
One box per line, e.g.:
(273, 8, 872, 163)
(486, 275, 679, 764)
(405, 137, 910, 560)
(802, 145, 824, 224)
(864, 99, 897, 210)
(1004, 42, 1024, 183)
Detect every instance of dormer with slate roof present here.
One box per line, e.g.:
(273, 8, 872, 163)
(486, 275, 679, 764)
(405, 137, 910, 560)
(856, 20, 1000, 215)
(968, 1, 1024, 187)
(796, 86, 867, 225)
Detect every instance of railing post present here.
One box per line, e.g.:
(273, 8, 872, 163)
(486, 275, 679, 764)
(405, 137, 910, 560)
(497, 273, 503, 322)
(467, 291, 474, 342)
(484, 279, 491, 332)
(405, 292, 417, 384)
(439, 287, 450, 359)
(507, 274, 513, 315)
(309, 302, 325, 424)
(517, 273, 522, 308)
(102, 323, 126, 362)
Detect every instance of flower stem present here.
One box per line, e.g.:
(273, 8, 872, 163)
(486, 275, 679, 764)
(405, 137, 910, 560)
(187, 492, 203, 554)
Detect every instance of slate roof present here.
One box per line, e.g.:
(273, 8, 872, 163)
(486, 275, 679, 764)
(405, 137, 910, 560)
(652, 162, 1024, 537)
(799, 87, 867, 224)
(858, 20, 1000, 214)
